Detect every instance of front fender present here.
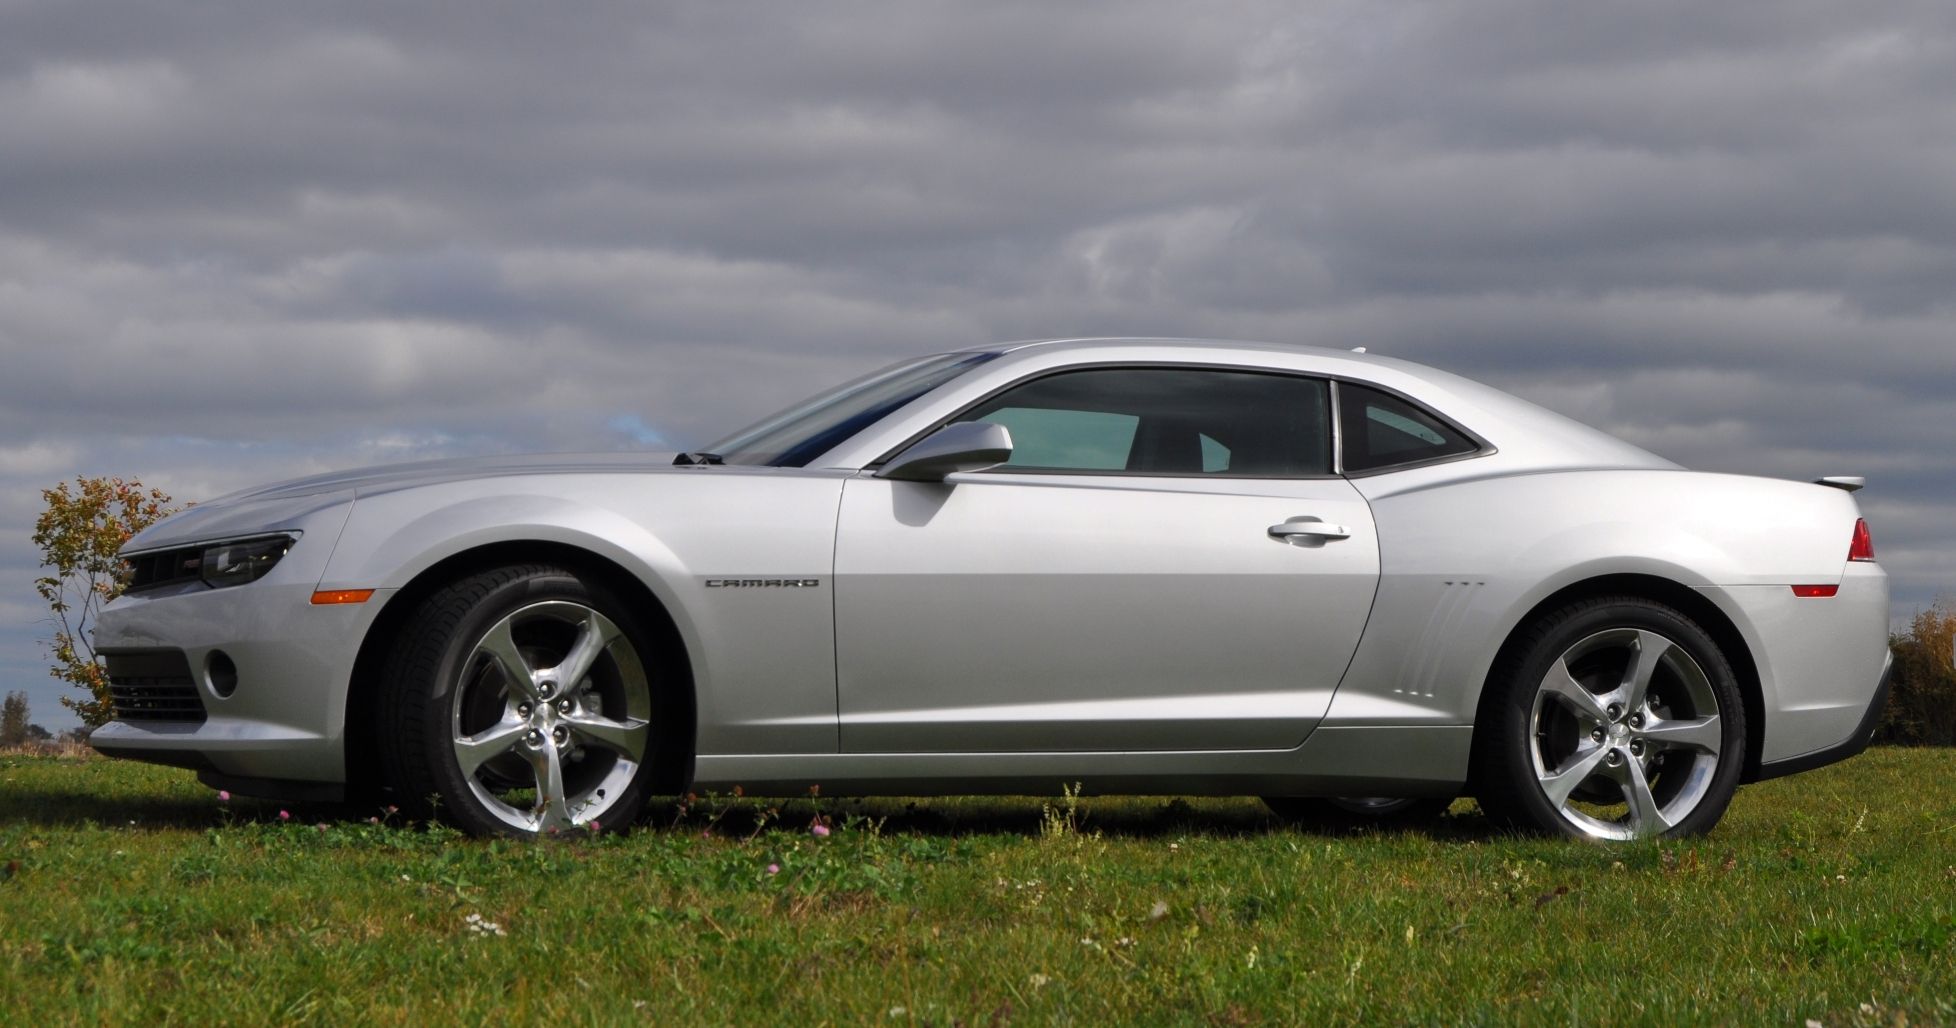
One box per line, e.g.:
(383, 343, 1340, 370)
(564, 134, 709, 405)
(319, 488, 691, 614)
(318, 472, 848, 756)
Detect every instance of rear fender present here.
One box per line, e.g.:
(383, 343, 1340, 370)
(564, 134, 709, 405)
(1328, 470, 1865, 728)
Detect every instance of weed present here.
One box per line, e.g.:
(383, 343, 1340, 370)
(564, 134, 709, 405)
(1041, 781, 1085, 841)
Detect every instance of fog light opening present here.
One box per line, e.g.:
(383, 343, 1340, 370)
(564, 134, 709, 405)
(206, 650, 239, 698)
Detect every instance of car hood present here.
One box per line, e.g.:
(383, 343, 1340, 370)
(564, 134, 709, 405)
(208, 452, 684, 504)
(124, 452, 687, 552)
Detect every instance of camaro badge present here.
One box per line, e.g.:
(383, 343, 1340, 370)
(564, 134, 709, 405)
(704, 578, 821, 588)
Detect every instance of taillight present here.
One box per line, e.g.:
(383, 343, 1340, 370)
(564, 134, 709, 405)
(1848, 518, 1875, 562)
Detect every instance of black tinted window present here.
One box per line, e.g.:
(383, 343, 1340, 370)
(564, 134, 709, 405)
(961, 368, 1331, 477)
(1338, 383, 1478, 472)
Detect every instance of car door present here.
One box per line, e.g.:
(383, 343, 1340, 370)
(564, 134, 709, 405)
(832, 365, 1381, 753)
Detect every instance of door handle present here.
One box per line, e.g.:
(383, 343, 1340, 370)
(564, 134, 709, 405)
(1268, 516, 1351, 543)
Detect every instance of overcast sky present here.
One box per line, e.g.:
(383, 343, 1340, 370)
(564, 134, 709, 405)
(4, 1, 1952, 730)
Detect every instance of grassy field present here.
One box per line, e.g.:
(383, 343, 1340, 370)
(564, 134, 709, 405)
(1, 748, 1953, 1025)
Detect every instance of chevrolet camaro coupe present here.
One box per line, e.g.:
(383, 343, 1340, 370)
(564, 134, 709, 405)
(91, 338, 1891, 841)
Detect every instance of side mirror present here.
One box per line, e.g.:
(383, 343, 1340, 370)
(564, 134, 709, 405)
(878, 421, 1013, 482)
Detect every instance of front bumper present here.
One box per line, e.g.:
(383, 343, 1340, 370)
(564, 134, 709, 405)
(88, 577, 388, 783)
(88, 495, 385, 785)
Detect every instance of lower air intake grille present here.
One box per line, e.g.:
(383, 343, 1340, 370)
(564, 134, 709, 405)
(104, 650, 207, 723)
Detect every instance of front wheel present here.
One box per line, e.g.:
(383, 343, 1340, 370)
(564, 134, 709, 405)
(1474, 597, 1746, 841)
(379, 565, 669, 837)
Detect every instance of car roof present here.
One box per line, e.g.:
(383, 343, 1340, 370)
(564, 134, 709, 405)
(981, 336, 1362, 360)
(939, 337, 1679, 479)
(972, 336, 1462, 383)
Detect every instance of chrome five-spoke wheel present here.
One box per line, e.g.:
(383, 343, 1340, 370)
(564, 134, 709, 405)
(1529, 627, 1723, 840)
(1477, 597, 1746, 841)
(380, 564, 669, 837)
(451, 600, 652, 832)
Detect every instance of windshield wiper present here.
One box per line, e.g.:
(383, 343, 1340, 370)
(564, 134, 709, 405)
(672, 452, 725, 466)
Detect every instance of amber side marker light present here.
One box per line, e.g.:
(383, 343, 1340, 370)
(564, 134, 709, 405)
(310, 589, 375, 605)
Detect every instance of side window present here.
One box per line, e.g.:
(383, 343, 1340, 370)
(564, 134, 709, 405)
(1199, 434, 1230, 473)
(1338, 383, 1479, 472)
(959, 367, 1330, 477)
(977, 408, 1137, 470)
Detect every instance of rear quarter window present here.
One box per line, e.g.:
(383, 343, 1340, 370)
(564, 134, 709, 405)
(1338, 383, 1480, 473)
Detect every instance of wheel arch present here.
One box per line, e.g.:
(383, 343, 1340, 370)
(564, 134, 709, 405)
(342, 540, 697, 797)
(1466, 573, 1765, 788)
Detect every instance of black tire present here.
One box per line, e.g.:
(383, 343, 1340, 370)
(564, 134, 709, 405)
(1264, 795, 1453, 831)
(1473, 596, 1746, 841)
(378, 564, 672, 838)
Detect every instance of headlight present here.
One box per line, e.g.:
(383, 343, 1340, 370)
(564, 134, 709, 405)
(199, 535, 296, 588)
(125, 532, 309, 592)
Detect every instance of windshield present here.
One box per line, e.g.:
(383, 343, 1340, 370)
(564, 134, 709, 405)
(706, 351, 1000, 466)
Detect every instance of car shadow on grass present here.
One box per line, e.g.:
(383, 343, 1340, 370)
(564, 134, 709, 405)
(0, 783, 405, 831)
(0, 787, 220, 830)
(649, 794, 1499, 843)
(0, 757, 396, 831)
(0, 758, 1493, 840)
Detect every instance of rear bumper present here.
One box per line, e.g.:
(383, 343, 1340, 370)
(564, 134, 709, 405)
(1753, 651, 1892, 782)
(1710, 561, 1889, 765)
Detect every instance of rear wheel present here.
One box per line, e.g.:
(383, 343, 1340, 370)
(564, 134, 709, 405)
(379, 565, 668, 837)
(1475, 597, 1745, 841)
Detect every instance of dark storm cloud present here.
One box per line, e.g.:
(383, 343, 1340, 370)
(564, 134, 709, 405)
(3, 0, 1954, 727)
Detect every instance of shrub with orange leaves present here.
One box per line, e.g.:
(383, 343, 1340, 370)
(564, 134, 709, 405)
(32, 477, 178, 726)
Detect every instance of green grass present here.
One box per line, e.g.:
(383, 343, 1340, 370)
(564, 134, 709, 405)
(2, 749, 1953, 1025)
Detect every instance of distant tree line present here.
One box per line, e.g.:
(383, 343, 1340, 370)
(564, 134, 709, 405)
(1, 690, 55, 748)
(1877, 599, 1956, 746)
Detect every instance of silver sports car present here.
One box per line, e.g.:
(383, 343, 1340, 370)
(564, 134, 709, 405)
(91, 338, 1891, 841)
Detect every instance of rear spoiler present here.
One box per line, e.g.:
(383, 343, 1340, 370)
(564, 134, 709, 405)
(1814, 476, 1865, 492)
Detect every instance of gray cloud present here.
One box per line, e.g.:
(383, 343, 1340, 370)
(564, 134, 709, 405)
(3, 0, 1953, 727)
